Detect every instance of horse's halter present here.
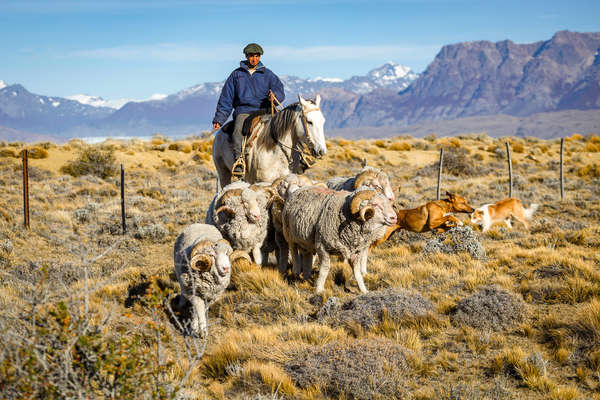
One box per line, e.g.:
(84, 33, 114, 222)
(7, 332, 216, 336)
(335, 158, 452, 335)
(297, 104, 321, 168)
(269, 100, 321, 171)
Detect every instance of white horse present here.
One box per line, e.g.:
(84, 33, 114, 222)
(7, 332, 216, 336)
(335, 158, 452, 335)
(212, 94, 327, 188)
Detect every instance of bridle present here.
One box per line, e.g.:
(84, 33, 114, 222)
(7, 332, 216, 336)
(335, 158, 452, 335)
(270, 97, 320, 170)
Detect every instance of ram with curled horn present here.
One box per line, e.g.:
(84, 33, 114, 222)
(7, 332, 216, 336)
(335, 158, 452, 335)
(282, 186, 397, 293)
(326, 165, 395, 202)
(350, 189, 377, 222)
(174, 224, 248, 337)
(205, 180, 271, 265)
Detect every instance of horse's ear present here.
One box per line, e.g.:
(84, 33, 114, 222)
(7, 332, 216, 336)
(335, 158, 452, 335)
(297, 94, 307, 108)
(315, 94, 321, 107)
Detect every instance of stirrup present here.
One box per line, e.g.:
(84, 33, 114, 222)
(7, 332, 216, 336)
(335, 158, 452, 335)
(231, 157, 246, 181)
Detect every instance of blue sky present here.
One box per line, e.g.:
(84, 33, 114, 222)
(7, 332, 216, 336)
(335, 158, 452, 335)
(1, 0, 599, 102)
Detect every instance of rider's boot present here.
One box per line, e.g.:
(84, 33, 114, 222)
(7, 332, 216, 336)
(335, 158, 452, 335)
(230, 149, 245, 181)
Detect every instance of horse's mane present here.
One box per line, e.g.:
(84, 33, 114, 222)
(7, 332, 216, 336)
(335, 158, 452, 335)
(258, 99, 317, 149)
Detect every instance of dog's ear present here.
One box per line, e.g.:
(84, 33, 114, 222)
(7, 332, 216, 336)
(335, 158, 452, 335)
(446, 191, 454, 199)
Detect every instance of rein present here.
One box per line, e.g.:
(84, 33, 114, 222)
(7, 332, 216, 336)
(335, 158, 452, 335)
(269, 95, 319, 169)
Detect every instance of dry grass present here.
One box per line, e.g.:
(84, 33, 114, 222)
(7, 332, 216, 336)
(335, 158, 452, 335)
(0, 135, 599, 398)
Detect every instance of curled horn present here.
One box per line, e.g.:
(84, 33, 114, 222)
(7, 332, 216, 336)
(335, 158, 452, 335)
(229, 249, 251, 263)
(215, 206, 236, 217)
(216, 188, 243, 208)
(359, 206, 376, 222)
(350, 190, 376, 215)
(271, 177, 285, 190)
(353, 170, 378, 190)
(260, 186, 278, 201)
(189, 241, 214, 272)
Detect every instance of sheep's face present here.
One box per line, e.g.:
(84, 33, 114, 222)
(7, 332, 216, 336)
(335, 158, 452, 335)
(276, 174, 312, 199)
(190, 239, 232, 278)
(355, 169, 395, 203)
(213, 239, 233, 278)
(241, 188, 262, 223)
(365, 194, 397, 226)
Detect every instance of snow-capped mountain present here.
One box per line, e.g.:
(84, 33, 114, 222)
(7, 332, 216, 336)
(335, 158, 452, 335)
(168, 61, 418, 99)
(0, 80, 6, 90)
(0, 84, 113, 134)
(0, 61, 419, 137)
(67, 93, 168, 109)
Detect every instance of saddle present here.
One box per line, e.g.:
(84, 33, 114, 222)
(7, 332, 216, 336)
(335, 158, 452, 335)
(221, 109, 271, 137)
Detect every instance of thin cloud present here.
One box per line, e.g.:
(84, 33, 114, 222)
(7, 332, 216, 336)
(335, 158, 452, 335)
(67, 43, 441, 62)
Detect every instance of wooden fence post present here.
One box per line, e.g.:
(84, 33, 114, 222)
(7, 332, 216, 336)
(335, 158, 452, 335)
(560, 138, 565, 202)
(506, 142, 513, 198)
(121, 164, 126, 234)
(437, 147, 444, 200)
(22, 149, 30, 230)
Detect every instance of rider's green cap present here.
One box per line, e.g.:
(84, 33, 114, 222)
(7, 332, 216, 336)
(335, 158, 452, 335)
(243, 43, 264, 55)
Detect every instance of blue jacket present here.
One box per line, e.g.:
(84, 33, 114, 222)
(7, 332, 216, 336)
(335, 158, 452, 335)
(212, 61, 285, 126)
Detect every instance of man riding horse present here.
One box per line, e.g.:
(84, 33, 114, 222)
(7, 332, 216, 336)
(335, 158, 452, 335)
(212, 43, 285, 179)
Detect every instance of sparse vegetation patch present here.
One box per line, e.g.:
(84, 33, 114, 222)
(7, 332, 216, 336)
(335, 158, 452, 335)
(452, 285, 525, 331)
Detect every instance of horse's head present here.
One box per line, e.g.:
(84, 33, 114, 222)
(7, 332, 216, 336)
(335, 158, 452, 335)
(297, 94, 327, 159)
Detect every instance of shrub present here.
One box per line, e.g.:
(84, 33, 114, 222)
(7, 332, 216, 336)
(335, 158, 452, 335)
(440, 147, 479, 176)
(451, 285, 525, 331)
(25, 146, 49, 159)
(60, 147, 119, 179)
(511, 142, 525, 153)
(448, 137, 462, 148)
(0, 148, 17, 158)
(577, 164, 600, 178)
(588, 135, 600, 144)
(388, 141, 411, 151)
(423, 226, 486, 259)
(285, 338, 410, 399)
(584, 142, 600, 152)
(318, 288, 435, 329)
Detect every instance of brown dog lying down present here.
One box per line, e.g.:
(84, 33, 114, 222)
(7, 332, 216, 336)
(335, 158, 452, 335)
(470, 198, 538, 232)
(373, 192, 475, 246)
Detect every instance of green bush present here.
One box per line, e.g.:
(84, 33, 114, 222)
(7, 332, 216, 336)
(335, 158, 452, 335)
(61, 147, 119, 179)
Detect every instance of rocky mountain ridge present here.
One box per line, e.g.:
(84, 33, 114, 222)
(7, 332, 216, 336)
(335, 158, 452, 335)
(1, 31, 599, 141)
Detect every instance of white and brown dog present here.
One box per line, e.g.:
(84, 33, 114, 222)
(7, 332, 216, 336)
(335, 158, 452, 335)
(470, 198, 538, 232)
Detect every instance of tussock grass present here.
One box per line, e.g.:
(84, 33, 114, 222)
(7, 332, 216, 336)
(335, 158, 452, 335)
(1, 136, 600, 398)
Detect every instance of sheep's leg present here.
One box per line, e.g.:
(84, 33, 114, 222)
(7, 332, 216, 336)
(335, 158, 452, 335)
(301, 251, 313, 280)
(360, 250, 368, 275)
(314, 247, 331, 293)
(351, 250, 369, 294)
(178, 293, 189, 309)
(290, 244, 302, 277)
(189, 296, 207, 337)
(276, 232, 289, 275)
(251, 245, 262, 266)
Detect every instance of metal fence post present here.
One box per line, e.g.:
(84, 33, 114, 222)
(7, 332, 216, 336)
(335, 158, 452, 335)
(560, 138, 565, 202)
(436, 147, 444, 200)
(121, 164, 126, 234)
(22, 149, 30, 230)
(506, 142, 513, 198)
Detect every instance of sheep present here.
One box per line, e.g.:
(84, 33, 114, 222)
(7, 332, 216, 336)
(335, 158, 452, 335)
(268, 174, 315, 274)
(205, 180, 275, 265)
(173, 223, 248, 337)
(282, 186, 397, 293)
(326, 164, 395, 202)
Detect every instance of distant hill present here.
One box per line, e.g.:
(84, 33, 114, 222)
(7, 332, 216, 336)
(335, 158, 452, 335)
(1, 30, 599, 142)
(338, 30, 600, 128)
